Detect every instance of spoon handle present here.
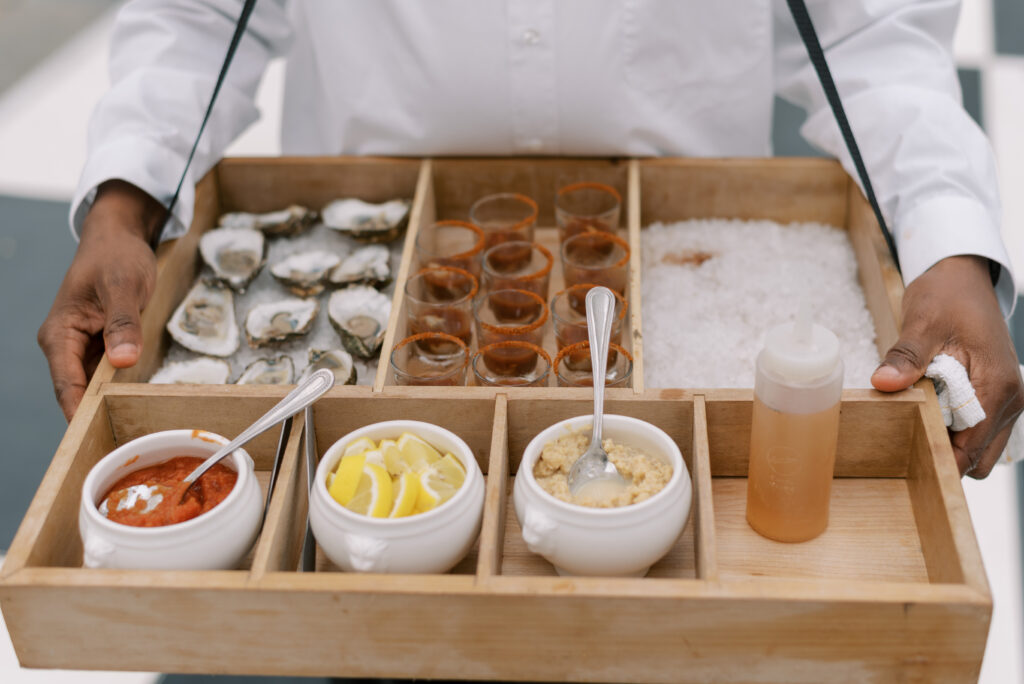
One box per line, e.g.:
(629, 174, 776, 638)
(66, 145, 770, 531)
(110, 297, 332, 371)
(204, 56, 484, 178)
(183, 368, 336, 485)
(586, 286, 616, 447)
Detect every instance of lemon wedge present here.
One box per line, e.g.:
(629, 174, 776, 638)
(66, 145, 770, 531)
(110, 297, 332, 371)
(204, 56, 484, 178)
(343, 437, 377, 458)
(389, 472, 421, 518)
(345, 463, 393, 517)
(415, 453, 466, 513)
(328, 453, 366, 506)
(395, 432, 442, 474)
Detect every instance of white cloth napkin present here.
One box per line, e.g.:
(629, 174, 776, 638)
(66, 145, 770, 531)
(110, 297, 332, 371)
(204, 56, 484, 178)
(924, 353, 1024, 465)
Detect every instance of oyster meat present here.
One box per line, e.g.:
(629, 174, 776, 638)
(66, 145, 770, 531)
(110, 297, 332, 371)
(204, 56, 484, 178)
(322, 198, 409, 243)
(328, 244, 391, 289)
(236, 355, 295, 385)
(199, 226, 265, 292)
(150, 357, 231, 384)
(298, 348, 356, 385)
(166, 282, 239, 357)
(219, 205, 317, 237)
(328, 286, 391, 359)
(270, 250, 342, 297)
(244, 298, 319, 347)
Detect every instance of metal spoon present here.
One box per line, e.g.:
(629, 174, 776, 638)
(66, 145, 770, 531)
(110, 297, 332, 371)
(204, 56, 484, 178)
(567, 287, 627, 498)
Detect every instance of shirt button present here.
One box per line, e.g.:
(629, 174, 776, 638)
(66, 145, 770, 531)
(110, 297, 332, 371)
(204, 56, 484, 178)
(522, 29, 541, 45)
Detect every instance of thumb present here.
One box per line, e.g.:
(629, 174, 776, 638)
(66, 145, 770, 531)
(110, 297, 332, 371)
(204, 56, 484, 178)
(100, 286, 145, 369)
(871, 324, 943, 393)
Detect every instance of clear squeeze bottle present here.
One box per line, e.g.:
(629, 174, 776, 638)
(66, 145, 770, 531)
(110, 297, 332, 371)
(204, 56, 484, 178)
(746, 306, 843, 543)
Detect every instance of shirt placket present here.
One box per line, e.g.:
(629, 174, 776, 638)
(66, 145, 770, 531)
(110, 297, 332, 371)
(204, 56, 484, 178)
(507, 0, 558, 154)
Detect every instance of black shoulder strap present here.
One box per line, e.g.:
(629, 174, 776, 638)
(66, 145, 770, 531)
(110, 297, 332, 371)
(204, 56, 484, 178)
(153, 0, 259, 249)
(785, 0, 902, 275)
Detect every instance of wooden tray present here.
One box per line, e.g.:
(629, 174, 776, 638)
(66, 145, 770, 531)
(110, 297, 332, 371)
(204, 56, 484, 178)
(0, 157, 990, 682)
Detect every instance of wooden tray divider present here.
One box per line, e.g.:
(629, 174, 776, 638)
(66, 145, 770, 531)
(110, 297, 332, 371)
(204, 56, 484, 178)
(476, 394, 510, 579)
(627, 159, 644, 394)
(374, 158, 435, 391)
(691, 395, 718, 581)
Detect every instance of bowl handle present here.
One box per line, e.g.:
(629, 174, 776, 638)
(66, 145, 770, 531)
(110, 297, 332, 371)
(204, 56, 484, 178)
(521, 509, 558, 556)
(343, 533, 389, 573)
(82, 532, 116, 568)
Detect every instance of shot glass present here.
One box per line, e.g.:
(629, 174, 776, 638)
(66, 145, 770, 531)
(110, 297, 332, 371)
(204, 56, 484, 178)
(469, 193, 538, 249)
(390, 332, 469, 386)
(473, 289, 548, 348)
(555, 182, 621, 243)
(553, 341, 633, 388)
(551, 283, 628, 353)
(560, 231, 630, 297)
(481, 241, 553, 301)
(404, 266, 477, 348)
(414, 220, 486, 277)
(472, 341, 552, 387)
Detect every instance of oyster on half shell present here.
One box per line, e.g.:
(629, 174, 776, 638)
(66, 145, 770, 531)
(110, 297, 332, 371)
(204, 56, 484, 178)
(166, 282, 239, 357)
(150, 357, 231, 384)
(328, 244, 391, 289)
(322, 198, 409, 243)
(270, 250, 342, 297)
(236, 355, 295, 385)
(199, 226, 265, 292)
(297, 348, 356, 385)
(219, 205, 318, 237)
(328, 286, 391, 359)
(244, 298, 319, 347)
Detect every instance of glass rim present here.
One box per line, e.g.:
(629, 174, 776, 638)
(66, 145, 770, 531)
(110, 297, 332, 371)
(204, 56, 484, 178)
(404, 265, 479, 306)
(553, 340, 634, 384)
(471, 340, 552, 387)
(473, 288, 550, 334)
(481, 241, 554, 282)
(550, 283, 628, 326)
(560, 231, 631, 269)
(469, 192, 539, 233)
(390, 331, 470, 379)
(555, 181, 622, 217)
(414, 219, 486, 260)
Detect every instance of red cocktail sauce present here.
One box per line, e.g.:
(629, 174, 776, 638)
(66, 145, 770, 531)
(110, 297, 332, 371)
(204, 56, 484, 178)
(101, 456, 237, 527)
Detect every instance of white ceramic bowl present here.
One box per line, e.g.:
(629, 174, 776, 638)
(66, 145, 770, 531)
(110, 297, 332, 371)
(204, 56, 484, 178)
(513, 414, 691, 577)
(79, 429, 262, 570)
(310, 420, 485, 573)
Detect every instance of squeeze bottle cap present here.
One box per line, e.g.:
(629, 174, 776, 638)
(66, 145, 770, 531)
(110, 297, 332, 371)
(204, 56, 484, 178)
(760, 304, 841, 384)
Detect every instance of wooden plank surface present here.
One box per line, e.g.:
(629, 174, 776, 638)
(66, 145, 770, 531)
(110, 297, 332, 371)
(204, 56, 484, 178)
(691, 396, 719, 580)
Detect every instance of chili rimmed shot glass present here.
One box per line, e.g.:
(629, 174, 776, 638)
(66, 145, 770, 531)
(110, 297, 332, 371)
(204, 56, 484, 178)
(473, 289, 548, 348)
(481, 241, 553, 301)
(555, 182, 621, 244)
(554, 341, 633, 388)
(390, 332, 470, 386)
(404, 266, 477, 348)
(414, 220, 486, 277)
(551, 283, 628, 354)
(469, 193, 539, 249)
(472, 341, 552, 387)
(560, 231, 630, 297)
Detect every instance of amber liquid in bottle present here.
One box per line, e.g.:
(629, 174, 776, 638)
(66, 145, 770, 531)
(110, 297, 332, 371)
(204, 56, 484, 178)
(746, 396, 840, 542)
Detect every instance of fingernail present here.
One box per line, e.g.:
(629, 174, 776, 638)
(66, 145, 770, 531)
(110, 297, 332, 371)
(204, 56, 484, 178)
(109, 343, 138, 360)
(872, 365, 900, 381)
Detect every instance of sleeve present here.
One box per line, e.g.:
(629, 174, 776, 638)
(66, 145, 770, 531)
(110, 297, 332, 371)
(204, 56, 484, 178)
(70, 0, 293, 242)
(773, 0, 1016, 317)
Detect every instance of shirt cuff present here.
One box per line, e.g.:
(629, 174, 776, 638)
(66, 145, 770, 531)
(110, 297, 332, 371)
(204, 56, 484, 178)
(894, 195, 1016, 318)
(69, 136, 194, 244)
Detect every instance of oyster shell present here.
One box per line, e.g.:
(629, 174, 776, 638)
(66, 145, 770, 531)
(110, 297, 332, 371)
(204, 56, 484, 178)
(219, 205, 317, 237)
(150, 357, 231, 384)
(328, 244, 391, 289)
(166, 282, 239, 357)
(244, 298, 319, 347)
(235, 355, 295, 385)
(298, 348, 357, 385)
(270, 250, 342, 297)
(328, 286, 391, 358)
(199, 226, 265, 292)
(322, 198, 409, 243)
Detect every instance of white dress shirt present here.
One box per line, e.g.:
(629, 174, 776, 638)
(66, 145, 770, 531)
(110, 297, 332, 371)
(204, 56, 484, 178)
(72, 0, 1016, 313)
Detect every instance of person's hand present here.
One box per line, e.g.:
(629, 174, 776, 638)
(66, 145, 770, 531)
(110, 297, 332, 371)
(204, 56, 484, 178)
(871, 255, 1024, 478)
(38, 180, 164, 421)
